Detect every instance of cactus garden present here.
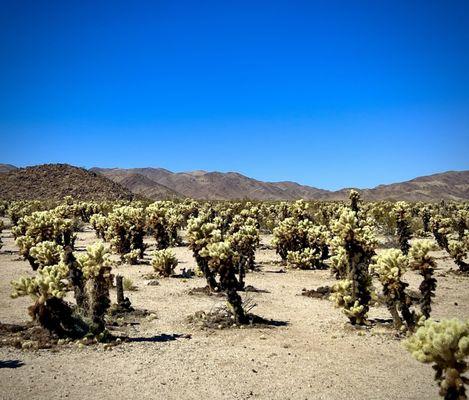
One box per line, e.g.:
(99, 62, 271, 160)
(0, 197, 467, 399)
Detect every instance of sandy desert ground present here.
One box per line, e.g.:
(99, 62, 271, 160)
(0, 220, 468, 400)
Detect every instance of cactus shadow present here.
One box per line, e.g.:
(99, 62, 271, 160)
(127, 333, 191, 343)
(0, 360, 24, 369)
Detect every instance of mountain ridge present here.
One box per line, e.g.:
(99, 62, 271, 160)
(91, 167, 469, 201)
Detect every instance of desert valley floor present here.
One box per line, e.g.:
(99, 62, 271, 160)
(1, 219, 468, 400)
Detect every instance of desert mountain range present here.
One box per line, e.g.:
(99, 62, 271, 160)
(0, 163, 468, 201)
(91, 167, 469, 201)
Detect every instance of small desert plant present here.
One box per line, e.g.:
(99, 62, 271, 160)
(405, 318, 469, 399)
(123, 277, 137, 291)
(123, 249, 141, 265)
(151, 249, 178, 277)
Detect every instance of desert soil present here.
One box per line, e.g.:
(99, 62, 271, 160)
(0, 221, 468, 400)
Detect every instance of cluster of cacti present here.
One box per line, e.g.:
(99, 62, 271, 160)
(146, 201, 183, 249)
(13, 209, 76, 270)
(106, 206, 146, 263)
(405, 318, 469, 399)
(272, 218, 329, 269)
(90, 213, 108, 239)
(151, 249, 178, 277)
(7, 200, 43, 225)
(10, 262, 87, 337)
(394, 202, 412, 255)
(29, 241, 64, 269)
(10, 240, 115, 337)
(329, 192, 377, 325)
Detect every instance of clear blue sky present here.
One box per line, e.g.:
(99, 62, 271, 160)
(1, 0, 468, 190)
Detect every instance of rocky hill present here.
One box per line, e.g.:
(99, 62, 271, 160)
(0, 164, 134, 201)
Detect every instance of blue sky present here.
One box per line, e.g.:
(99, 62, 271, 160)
(1, 0, 468, 190)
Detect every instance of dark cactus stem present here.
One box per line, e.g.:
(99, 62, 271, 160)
(115, 274, 133, 311)
(346, 240, 372, 325)
(195, 253, 219, 291)
(422, 210, 431, 233)
(116, 275, 125, 305)
(396, 216, 412, 255)
(29, 298, 88, 338)
(153, 222, 170, 250)
(441, 368, 467, 400)
(89, 270, 112, 334)
(237, 257, 246, 291)
(419, 268, 437, 318)
(219, 265, 246, 324)
(457, 218, 467, 241)
(455, 260, 469, 273)
(63, 246, 88, 311)
(432, 222, 449, 252)
(398, 290, 416, 331)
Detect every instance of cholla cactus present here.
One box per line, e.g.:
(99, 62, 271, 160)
(404, 318, 469, 399)
(448, 238, 469, 273)
(456, 210, 468, 241)
(199, 240, 247, 323)
(29, 241, 64, 269)
(394, 202, 412, 255)
(409, 240, 438, 318)
(90, 213, 108, 239)
(421, 207, 431, 234)
(7, 200, 42, 225)
(146, 202, 173, 249)
(370, 249, 415, 330)
(329, 207, 377, 325)
(228, 221, 260, 273)
(329, 279, 369, 325)
(151, 249, 178, 277)
(10, 263, 84, 336)
(186, 213, 221, 290)
(106, 206, 146, 261)
(123, 249, 141, 265)
(431, 216, 452, 251)
(76, 243, 114, 333)
(11, 263, 68, 303)
(349, 189, 361, 213)
(287, 248, 321, 270)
